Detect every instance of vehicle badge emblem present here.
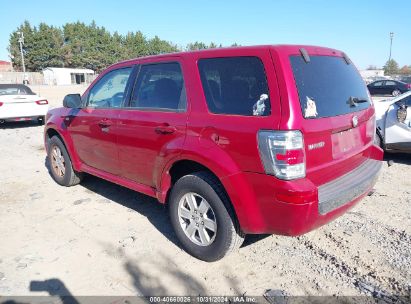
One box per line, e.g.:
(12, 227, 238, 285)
(352, 116, 358, 128)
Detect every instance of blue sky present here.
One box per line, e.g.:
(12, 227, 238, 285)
(0, 0, 409, 69)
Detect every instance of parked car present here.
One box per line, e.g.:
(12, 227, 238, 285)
(400, 76, 411, 84)
(0, 84, 48, 124)
(367, 80, 411, 96)
(375, 91, 411, 152)
(44, 45, 383, 261)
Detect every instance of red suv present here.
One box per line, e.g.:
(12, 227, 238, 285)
(44, 45, 383, 261)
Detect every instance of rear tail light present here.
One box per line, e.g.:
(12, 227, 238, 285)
(258, 130, 306, 180)
(366, 115, 376, 142)
(36, 100, 48, 105)
(406, 83, 411, 89)
(0, 102, 3, 107)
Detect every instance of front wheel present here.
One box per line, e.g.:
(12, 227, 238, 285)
(48, 136, 83, 186)
(169, 172, 244, 261)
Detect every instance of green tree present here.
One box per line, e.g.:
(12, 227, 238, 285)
(9, 21, 64, 71)
(384, 59, 399, 75)
(30, 23, 64, 70)
(146, 36, 178, 55)
(122, 31, 149, 59)
(186, 41, 208, 51)
(8, 21, 35, 71)
(8, 20, 232, 72)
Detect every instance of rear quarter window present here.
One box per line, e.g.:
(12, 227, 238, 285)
(198, 57, 270, 116)
(290, 55, 371, 119)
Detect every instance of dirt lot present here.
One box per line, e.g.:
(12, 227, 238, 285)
(0, 86, 410, 299)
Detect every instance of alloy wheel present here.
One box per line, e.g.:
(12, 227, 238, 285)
(177, 192, 217, 246)
(50, 145, 66, 177)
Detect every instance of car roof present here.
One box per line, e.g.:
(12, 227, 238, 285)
(0, 84, 31, 90)
(0, 84, 34, 93)
(109, 44, 344, 68)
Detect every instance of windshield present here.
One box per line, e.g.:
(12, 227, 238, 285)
(0, 85, 35, 96)
(290, 55, 371, 119)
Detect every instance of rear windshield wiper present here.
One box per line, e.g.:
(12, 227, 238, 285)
(347, 96, 368, 107)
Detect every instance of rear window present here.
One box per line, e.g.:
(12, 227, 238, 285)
(0, 85, 34, 95)
(290, 55, 371, 119)
(198, 57, 270, 116)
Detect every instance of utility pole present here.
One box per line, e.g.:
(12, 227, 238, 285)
(388, 32, 394, 62)
(17, 31, 26, 73)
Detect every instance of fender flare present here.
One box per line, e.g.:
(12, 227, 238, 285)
(44, 124, 82, 171)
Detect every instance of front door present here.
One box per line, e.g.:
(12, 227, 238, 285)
(116, 60, 188, 187)
(67, 67, 133, 175)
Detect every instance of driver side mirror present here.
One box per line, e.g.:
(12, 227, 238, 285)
(63, 94, 82, 108)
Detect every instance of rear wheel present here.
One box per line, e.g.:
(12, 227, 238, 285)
(169, 172, 244, 261)
(48, 136, 83, 186)
(392, 89, 401, 97)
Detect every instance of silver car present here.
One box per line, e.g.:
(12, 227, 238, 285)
(375, 91, 411, 152)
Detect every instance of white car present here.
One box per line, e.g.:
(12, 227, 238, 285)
(374, 91, 411, 153)
(0, 84, 48, 124)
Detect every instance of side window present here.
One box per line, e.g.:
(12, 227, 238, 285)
(198, 57, 270, 116)
(373, 81, 383, 87)
(88, 67, 132, 108)
(385, 81, 396, 86)
(129, 62, 186, 111)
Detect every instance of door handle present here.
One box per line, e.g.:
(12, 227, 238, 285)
(98, 119, 112, 128)
(155, 124, 176, 135)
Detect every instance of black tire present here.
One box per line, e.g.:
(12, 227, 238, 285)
(375, 131, 384, 150)
(48, 136, 83, 186)
(169, 172, 244, 262)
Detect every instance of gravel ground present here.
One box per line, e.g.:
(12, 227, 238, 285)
(0, 87, 410, 300)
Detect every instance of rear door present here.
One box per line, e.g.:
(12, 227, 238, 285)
(370, 81, 384, 95)
(116, 59, 188, 187)
(284, 51, 376, 185)
(67, 66, 133, 175)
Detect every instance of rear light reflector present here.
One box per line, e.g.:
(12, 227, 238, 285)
(36, 100, 48, 105)
(258, 130, 306, 180)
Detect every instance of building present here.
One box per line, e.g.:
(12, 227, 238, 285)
(0, 60, 13, 72)
(359, 69, 386, 84)
(42, 67, 95, 85)
(359, 69, 385, 79)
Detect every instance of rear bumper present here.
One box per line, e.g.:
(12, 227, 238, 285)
(0, 105, 48, 120)
(222, 148, 383, 235)
(1, 115, 45, 122)
(318, 159, 382, 214)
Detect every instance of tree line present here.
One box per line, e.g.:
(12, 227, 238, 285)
(8, 21, 238, 72)
(381, 59, 411, 76)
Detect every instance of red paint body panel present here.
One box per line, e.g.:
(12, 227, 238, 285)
(45, 45, 383, 235)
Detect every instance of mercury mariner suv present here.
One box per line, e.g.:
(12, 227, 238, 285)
(44, 45, 383, 261)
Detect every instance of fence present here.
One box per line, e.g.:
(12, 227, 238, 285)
(0, 72, 44, 85)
